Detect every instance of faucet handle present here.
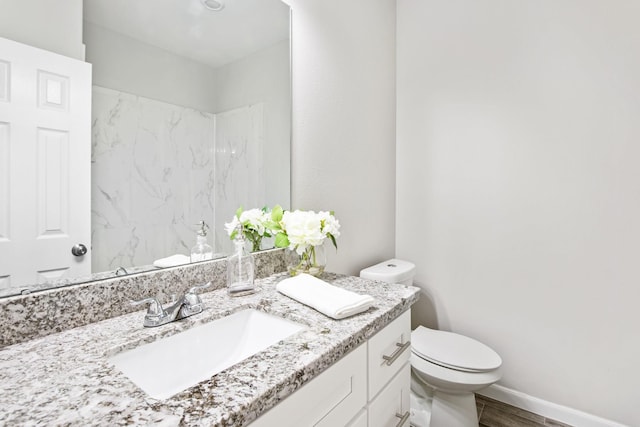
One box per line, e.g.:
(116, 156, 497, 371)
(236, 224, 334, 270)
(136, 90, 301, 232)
(130, 297, 166, 318)
(184, 282, 211, 308)
(187, 281, 212, 295)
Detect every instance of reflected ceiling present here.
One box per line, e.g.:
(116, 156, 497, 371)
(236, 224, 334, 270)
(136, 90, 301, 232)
(84, 0, 290, 68)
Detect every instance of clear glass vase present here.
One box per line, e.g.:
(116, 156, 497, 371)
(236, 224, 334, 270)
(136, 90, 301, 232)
(248, 237, 262, 253)
(285, 244, 327, 277)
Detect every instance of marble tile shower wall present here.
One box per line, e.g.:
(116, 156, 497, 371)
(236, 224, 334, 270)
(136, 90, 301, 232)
(91, 86, 216, 271)
(214, 103, 265, 254)
(91, 87, 266, 271)
(0, 248, 286, 348)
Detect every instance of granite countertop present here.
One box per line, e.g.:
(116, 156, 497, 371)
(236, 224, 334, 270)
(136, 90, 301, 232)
(0, 273, 419, 426)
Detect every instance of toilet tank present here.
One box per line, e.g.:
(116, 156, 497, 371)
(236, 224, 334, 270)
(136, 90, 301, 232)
(359, 259, 416, 286)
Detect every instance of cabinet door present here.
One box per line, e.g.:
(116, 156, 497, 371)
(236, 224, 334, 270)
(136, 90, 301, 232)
(250, 344, 366, 427)
(368, 363, 411, 427)
(368, 310, 411, 399)
(346, 409, 368, 427)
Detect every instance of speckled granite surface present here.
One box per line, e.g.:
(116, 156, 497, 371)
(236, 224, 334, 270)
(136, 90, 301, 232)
(0, 273, 419, 426)
(0, 248, 286, 348)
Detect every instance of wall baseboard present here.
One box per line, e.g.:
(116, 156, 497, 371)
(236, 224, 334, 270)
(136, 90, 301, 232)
(478, 384, 627, 427)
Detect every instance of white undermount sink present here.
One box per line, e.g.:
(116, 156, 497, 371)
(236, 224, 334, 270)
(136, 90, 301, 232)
(109, 309, 305, 399)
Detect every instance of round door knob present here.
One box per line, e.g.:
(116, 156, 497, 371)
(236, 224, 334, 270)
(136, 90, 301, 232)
(71, 243, 88, 257)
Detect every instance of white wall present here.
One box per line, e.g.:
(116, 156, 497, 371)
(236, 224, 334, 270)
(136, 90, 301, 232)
(84, 22, 217, 113)
(0, 0, 84, 60)
(286, 0, 397, 275)
(396, 0, 640, 425)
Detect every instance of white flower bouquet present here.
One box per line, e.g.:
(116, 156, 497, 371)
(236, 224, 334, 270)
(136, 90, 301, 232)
(269, 205, 340, 276)
(224, 207, 272, 252)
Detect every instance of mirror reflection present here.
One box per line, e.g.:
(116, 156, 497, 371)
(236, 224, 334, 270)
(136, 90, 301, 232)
(0, 0, 291, 297)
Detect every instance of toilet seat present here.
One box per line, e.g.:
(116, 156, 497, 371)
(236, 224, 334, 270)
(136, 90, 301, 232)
(411, 326, 502, 373)
(410, 352, 502, 394)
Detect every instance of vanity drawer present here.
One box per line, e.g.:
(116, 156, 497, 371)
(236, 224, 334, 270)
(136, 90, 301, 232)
(250, 343, 367, 427)
(367, 310, 411, 399)
(368, 363, 411, 427)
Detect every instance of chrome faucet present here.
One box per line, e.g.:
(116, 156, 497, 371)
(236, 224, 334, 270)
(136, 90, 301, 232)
(131, 282, 211, 327)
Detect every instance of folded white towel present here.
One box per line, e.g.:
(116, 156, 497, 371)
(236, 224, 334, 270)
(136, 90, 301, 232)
(276, 274, 375, 320)
(153, 254, 190, 268)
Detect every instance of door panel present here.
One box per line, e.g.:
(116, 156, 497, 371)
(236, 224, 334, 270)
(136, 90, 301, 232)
(0, 37, 91, 294)
(0, 122, 9, 240)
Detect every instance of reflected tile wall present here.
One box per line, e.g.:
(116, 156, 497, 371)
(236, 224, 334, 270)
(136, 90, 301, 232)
(214, 104, 265, 254)
(91, 87, 216, 272)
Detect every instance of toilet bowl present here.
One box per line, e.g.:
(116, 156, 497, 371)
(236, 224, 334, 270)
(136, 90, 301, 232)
(360, 259, 502, 427)
(410, 325, 502, 427)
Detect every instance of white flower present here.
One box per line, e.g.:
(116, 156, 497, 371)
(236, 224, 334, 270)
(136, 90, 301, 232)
(239, 208, 269, 236)
(318, 211, 341, 238)
(281, 210, 326, 254)
(224, 216, 241, 236)
(226, 208, 271, 237)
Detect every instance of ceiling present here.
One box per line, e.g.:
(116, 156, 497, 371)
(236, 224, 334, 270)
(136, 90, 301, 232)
(83, 0, 290, 69)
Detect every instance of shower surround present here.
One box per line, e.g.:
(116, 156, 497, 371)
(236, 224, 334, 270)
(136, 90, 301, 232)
(91, 86, 264, 272)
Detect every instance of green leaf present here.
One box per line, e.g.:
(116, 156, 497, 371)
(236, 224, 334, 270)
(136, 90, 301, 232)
(235, 206, 244, 219)
(265, 220, 281, 231)
(271, 205, 284, 222)
(328, 233, 338, 250)
(229, 229, 238, 240)
(274, 232, 289, 248)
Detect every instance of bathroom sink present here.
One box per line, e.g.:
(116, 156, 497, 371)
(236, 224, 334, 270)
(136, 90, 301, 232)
(109, 309, 305, 399)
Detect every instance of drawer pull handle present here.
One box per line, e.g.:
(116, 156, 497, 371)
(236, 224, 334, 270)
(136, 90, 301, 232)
(382, 340, 411, 366)
(395, 411, 410, 426)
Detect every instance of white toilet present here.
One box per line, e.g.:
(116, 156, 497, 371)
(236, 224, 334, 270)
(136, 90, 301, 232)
(360, 259, 502, 427)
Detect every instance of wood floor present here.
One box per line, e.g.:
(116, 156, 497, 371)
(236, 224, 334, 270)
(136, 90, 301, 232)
(476, 395, 573, 427)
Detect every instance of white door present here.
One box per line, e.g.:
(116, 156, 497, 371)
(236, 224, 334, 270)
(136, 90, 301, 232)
(0, 37, 91, 294)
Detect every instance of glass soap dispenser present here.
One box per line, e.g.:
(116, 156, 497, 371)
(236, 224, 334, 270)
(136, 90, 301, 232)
(191, 220, 213, 263)
(226, 224, 256, 296)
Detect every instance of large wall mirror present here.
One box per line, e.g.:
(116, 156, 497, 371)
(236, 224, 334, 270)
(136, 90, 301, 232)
(0, 0, 291, 297)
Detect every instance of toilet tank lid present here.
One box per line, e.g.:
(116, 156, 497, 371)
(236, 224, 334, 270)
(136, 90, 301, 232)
(359, 259, 416, 283)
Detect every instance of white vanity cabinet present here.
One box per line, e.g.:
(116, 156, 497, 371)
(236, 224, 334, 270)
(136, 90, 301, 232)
(251, 310, 412, 427)
(367, 309, 412, 427)
(368, 364, 411, 427)
(250, 343, 367, 427)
